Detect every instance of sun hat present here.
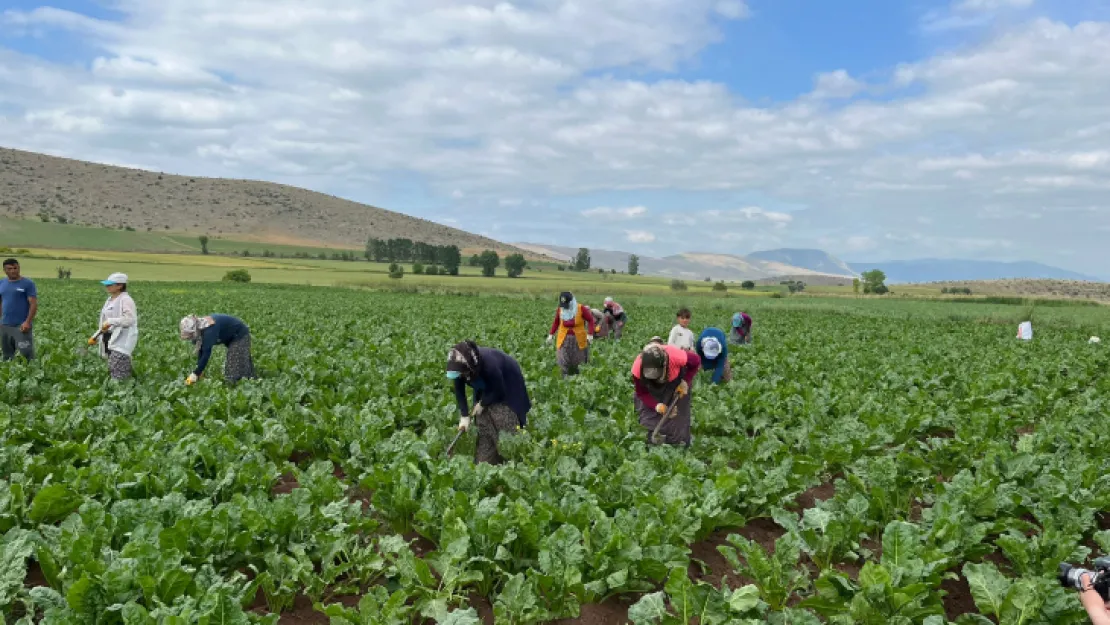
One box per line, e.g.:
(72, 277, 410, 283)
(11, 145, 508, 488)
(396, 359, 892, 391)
(101, 272, 128, 285)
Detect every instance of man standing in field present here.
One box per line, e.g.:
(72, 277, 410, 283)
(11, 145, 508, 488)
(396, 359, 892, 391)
(0, 258, 37, 361)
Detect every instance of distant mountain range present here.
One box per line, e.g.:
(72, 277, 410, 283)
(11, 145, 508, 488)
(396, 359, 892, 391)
(848, 259, 1103, 284)
(516, 244, 855, 281)
(518, 243, 1104, 284)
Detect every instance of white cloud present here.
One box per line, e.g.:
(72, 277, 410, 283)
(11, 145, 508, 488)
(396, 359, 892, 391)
(625, 230, 656, 243)
(699, 207, 793, 227)
(581, 205, 647, 219)
(954, 0, 1034, 12)
(0, 2, 1107, 271)
(811, 70, 864, 99)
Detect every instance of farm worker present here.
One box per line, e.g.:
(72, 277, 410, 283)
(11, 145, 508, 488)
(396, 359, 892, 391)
(603, 297, 627, 339)
(447, 340, 531, 464)
(92, 273, 138, 380)
(0, 258, 37, 361)
(729, 311, 753, 345)
(696, 327, 731, 384)
(546, 291, 595, 377)
(667, 308, 695, 351)
(589, 307, 608, 339)
(1074, 571, 1110, 625)
(178, 314, 255, 384)
(631, 342, 701, 446)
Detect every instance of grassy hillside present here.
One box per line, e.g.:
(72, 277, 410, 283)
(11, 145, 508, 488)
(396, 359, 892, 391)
(0, 146, 526, 253)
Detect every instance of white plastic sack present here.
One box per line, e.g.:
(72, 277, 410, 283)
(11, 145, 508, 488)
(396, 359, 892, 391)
(1016, 321, 1033, 341)
(1091, 336, 1101, 344)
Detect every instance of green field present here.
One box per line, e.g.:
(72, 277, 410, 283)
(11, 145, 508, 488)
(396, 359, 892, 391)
(0, 217, 362, 257)
(2, 281, 1110, 624)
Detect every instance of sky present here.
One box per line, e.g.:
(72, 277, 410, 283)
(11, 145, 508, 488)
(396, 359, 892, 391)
(1, 0, 1109, 272)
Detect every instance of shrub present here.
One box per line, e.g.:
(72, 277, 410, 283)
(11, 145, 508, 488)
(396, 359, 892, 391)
(557, 265, 566, 271)
(670, 279, 688, 292)
(770, 291, 784, 298)
(388, 263, 404, 279)
(424, 265, 439, 275)
(712, 281, 728, 292)
(223, 269, 252, 283)
(741, 280, 755, 290)
(413, 262, 425, 274)
(439, 266, 450, 276)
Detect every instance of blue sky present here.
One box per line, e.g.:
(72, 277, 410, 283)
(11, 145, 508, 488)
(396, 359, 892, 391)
(1, 0, 1109, 274)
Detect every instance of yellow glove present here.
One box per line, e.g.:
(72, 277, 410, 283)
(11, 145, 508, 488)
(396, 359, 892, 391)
(185, 373, 198, 386)
(676, 380, 689, 397)
(87, 337, 98, 346)
(655, 403, 667, 415)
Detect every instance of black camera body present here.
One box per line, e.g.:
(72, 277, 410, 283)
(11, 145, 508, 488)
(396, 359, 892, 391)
(1059, 557, 1110, 601)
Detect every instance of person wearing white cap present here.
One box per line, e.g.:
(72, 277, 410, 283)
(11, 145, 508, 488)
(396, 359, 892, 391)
(695, 327, 731, 384)
(92, 272, 138, 380)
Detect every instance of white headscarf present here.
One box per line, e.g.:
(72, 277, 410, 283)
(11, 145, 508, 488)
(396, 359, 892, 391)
(179, 315, 214, 342)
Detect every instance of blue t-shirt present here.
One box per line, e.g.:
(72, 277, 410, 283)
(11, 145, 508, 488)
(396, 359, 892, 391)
(0, 278, 37, 326)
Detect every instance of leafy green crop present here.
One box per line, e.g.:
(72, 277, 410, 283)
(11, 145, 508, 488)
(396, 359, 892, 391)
(2, 281, 1109, 623)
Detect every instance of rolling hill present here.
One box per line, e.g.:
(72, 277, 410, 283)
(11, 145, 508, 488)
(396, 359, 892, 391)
(747, 248, 856, 276)
(849, 258, 1103, 284)
(0, 146, 525, 254)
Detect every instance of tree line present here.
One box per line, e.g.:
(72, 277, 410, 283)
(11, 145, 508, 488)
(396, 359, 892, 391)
(365, 238, 463, 274)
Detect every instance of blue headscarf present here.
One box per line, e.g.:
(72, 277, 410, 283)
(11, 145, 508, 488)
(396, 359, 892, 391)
(732, 312, 743, 328)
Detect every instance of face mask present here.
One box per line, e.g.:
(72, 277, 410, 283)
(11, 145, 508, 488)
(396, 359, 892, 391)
(446, 371, 461, 380)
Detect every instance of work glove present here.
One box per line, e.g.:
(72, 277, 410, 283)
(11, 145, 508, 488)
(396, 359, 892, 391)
(546, 335, 554, 346)
(587, 335, 594, 345)
(655, 403, 667, 415)
(185, 373, 198, 386)
(472, 402, 485, 417)
(458, 417, 471, 432)
(676, 380, 689, 397)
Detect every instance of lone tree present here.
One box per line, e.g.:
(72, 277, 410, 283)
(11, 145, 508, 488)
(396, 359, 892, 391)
(505, 253, 526, 278)
(861, 269, 888, 295)
(573, 248, 591, 272)
(469, 254, 481, 267)
(479, 250, 500, 277)
(199, 235, 209, 255)
(440, 245, 462, 275)
(741, 280, 755, 290)
(628, 254, 640, 276)
(852, 278, 860, 296)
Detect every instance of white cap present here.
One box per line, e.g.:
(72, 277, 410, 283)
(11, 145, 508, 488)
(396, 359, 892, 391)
(701, 336, 722, 359)
(101, 272, 128, 285)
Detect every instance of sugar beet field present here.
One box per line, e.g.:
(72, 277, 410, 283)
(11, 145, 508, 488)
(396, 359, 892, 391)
(3, 282, 1110, 624)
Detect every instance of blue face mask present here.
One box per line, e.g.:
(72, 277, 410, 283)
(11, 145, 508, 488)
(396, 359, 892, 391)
(446, 371, 461, 380)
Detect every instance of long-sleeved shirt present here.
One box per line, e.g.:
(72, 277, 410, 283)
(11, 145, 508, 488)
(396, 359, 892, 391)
(549, 306, 596, 336)
(99, 293, 138, 356)
(695, 327, 728, 384)
(195, 314, 250, 375)
(633, 351, 701, 409)
(453, 347, 531, 426)
(668, 325, 695, 351)
(604, 301, 625, 317)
